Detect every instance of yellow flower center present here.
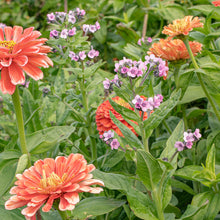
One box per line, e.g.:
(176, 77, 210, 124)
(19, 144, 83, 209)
(39, 170, 68, 193)
(0, 40, 16, 53)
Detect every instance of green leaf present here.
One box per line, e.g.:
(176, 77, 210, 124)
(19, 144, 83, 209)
(109, 98, 140, 123)
(26, 126, 75, 154)
(136, 150, 163, 190)
(84, 60, 104, 78)
(71, 197, 126, 219)
(0, 160, 17, 197)
(160, 120, 184, 167)
(94, 20, 107, 44)
(206, 144, 216, 174)
(0, 206, 24, 220)
(206, 130, 220, 152)
(113, 0, 125, 13)
(179, 86, 206, 104)
(23, 88, 42, 133)
(143, 90, 181, 138)
(180, 203, 208, 220)
(15, 154, 28, 175)
(102, 151, 125, 169)
(171, 179, 195, 196)
(109, 111, 143, 149)
(92, 170, 157, 219)
(191, 191, 220, 220)
(174, 165, 203, 181)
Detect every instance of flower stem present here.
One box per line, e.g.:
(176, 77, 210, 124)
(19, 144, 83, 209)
(80, 66, 97, 164)
(183, 38, 220, 122)
(11, 86, 31, 167)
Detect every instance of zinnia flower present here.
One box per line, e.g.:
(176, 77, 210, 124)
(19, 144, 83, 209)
(212, 0, 220, 6)
(148, 38, 202, 61)
(96, 96, 147, 136)
(0, 26, 53, 95)
(5, 154, 104, 219)
(162, 16, 203, 37)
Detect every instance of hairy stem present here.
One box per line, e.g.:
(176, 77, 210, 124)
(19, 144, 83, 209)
(183, 38, 220, 122)
(12, 86, 31, 167)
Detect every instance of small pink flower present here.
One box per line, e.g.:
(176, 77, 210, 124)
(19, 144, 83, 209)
(183, 132, 194, 143)
(79, 51, 86, 60)
(110, 139, 120, 150)
(103, 78, 111, 89)
(95, 21, 100, 30)
(103, 130, 114, 141)
(175, 141, 185, 151)
(186, 141, 193, 149)
(68, 15, 76, 24)
(147, 37, 152, 43)
(89, 25, 97, 33)
(60, 29, 68, 39)
(47, 13, 55, 22)
(194, 128, 201, 140)
(83, 24, 90, 33)
(68, 27, 76, 37)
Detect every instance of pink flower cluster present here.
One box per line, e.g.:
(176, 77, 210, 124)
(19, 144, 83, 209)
(145, 54, 168, 79)
(114, 57, 148, 78)
(138, 37, 152, 46)
(103, 75, 121, 90)
(50, 27, 76, 39)
(69, 48, 99, 62)
(83, 22, 100, 35)
(47, 8, 85, 24)
(132, 94, 163, 112)
(175, 129, 202, 151)
(100, 130, 120, 150)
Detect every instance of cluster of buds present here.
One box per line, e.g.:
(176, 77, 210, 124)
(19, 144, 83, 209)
(69, 47, 99, 62)
(50, 27, 76, 39)
(100, 130, 120, 150)
(47, 8, 85, 24)
(137, 37, 152, 46)
(175, 129, 202, 151)
(132, 94, 163, 112)
(103, 74, 122, 90)
(145, 54, 169, 79)
(83, 22, 100, 35)
(114, 57, 148, 78)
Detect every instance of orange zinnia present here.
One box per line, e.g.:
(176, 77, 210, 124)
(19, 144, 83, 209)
(5, 154, 104, 219)
(0, 26, 53, 95)
(149, 39, 202, 61)
(212, 0, 220, 6)
(162, 16, 203, 37)
(96, 96, 147, 136)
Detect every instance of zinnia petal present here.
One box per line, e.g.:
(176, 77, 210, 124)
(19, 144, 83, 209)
(0, 67, 16, 94)
(8, 62, 25, 85)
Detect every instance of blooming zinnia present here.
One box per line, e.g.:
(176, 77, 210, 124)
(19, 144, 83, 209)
(149, 38, 202, 61)
(162, 16, 203, 37)
(0, 26, 53, 95)
(96, 96, 147, 136)
(5, 154, 104, 219)
(212, 0, 220, 6)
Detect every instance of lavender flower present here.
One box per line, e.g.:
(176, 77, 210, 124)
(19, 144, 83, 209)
(103, 130, 114, 141)
(103, 78, 111, 89)
(88, 48, 99, 59)
(47, 13, 56, 23)
(60, 29, 68, 39)
(175, 141, 185, 151)
(79, 51, 86, 60)
(50, 30, 59, 38)
(68, 27, 76, 37)
(68, 15, 76, 24)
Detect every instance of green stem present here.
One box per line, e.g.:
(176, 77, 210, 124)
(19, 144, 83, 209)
(162, 120, 172, 135)
(80, 67, 97, 164)
(152, 187, 165, 220)
(58, 209, 69, 220)
(11, 86, 31, 167)
(183, 38, 220, 122)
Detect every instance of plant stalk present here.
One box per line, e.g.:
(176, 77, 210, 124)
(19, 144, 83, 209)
(183, 38, 220, 122)
(11, 86, 31, 167)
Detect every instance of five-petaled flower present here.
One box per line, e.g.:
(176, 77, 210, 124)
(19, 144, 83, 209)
(5, 154, 104, 220)
(0, 26, 53, 95)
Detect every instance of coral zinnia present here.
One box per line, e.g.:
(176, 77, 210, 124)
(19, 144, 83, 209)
(149, 39, 202, 61)
(162, 16, 203, 37)
(5, 154, 104, 219)
(96, 96, 147, 136)
(0, 26, 53, 95)
(212, 0, 220, 6)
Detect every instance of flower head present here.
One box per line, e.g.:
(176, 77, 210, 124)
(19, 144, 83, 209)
(110, 139, 120, 150)
(0, 26, 53, 95)
(96, 96, 147, 136)
(149, 39, 202, 61)
(162, 16, 203, 37)
(175, 141, 185, 151)
(5, 154, 104, 219)
(212, 0, 220, 6)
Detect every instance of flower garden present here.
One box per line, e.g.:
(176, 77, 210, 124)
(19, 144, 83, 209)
(0, 0, 220, 219)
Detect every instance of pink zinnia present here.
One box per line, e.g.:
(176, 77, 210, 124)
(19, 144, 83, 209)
(0, 26, 53, 95)
(5, 154, 104, 219)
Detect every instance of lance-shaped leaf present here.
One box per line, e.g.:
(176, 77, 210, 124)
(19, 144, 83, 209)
(109, 111, 143, 149)
(109, 98, 141, 123)
(143, 90, 181, 138)
(136, 150, 163, 190)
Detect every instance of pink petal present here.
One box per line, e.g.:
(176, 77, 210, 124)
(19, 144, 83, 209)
(64, 192, 79, 205)
(8, 62, 25, 85)
(14, 55, 28, 66)
(12, 26, 23, 42)
(22, 63, 43, 80)
(4, 27, 13, 41)
(59, 197, 75, 211)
